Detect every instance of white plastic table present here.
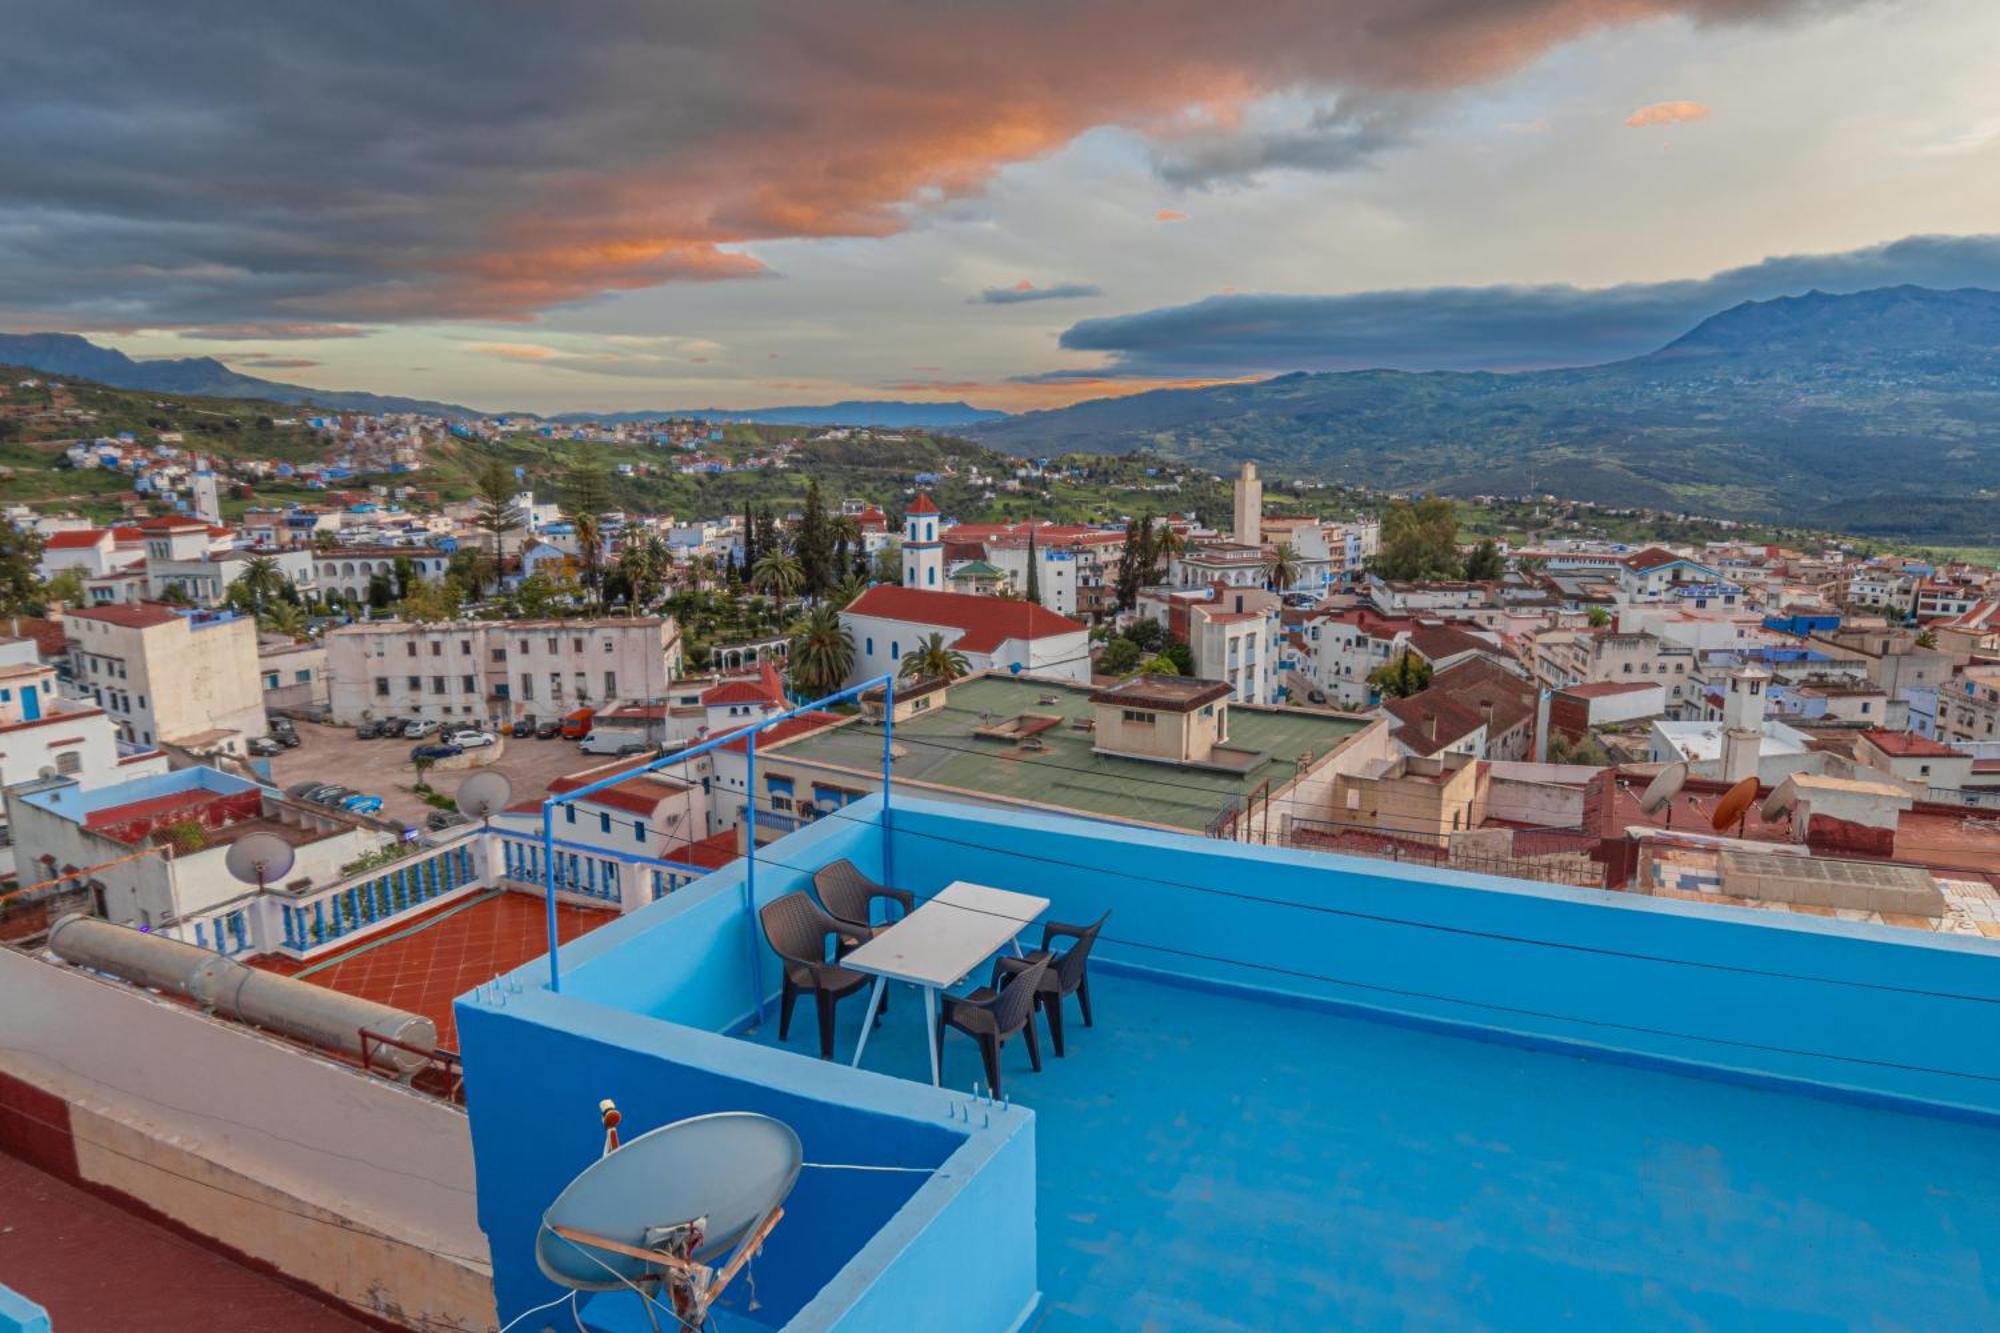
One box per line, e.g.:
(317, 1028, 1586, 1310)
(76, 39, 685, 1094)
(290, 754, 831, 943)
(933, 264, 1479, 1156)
(845, 880, 1050, 1086)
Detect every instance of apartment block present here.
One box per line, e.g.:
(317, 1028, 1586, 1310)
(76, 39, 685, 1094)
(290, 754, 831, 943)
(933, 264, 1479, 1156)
(65, 604, 267, 754)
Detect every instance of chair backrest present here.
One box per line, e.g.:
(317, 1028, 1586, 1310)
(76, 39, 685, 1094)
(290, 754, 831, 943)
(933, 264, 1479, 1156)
(760, 890, 837, 965)
(813, 858, 881, 927)
(994, 956, 1050, 1035)
(1054, 911, 1110, 991)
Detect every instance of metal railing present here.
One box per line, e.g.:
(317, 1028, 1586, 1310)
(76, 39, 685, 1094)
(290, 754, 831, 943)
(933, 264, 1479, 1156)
(359, 1029, 465, 1104)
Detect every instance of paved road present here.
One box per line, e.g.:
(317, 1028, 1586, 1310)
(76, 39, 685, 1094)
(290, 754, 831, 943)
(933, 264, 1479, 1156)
(266, 720, 605, 829)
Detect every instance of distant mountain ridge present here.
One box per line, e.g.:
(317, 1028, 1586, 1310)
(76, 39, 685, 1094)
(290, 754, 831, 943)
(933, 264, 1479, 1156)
(0, 332, 481, 418)
(548, 401, 1009, 429)
(0, 333, 1009, 430)
(972, 285, 2000, 542)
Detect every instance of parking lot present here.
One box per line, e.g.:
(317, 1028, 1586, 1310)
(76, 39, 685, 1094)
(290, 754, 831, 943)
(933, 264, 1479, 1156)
(266, 720, 610, 830)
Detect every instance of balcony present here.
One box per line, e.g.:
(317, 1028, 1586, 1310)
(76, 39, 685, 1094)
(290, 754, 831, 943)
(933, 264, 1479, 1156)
(458, 795, 2000, 1332)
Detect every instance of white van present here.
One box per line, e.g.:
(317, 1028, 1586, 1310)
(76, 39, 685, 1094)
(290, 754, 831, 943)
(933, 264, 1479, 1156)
(579, 729, 650, 756)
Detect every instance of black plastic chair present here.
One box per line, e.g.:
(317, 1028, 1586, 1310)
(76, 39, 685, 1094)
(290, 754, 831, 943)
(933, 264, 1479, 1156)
(760, 891, 871, 1060)
(939, 955, 1050, 1098)
(812, 859, 914, 941)
(993, 911, 1109, 1057)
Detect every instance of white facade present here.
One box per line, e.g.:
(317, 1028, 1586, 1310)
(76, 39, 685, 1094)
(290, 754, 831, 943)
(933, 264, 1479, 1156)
(901, 501, 943, 590)
(841, 587, 1090, 686)
(66, 605, 267, 754)
(325, 617, 683, 725)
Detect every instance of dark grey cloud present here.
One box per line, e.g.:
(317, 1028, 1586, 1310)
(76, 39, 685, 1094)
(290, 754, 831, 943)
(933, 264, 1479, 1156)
(1053, 233, 2000, 376)
(178, 324, 370, 341)
(0, 0, 1830, 333)
(1150, 98, 1414, 188)
(973, 282, 1105, 305)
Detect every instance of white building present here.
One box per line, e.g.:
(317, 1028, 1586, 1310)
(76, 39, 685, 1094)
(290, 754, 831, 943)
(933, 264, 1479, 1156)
(66, 604, 268, 755)
(840, 586, 1090, 685)
(324, 617, 684, 725)
(316, 546, 452, 601)
(901, 493, 943, 590)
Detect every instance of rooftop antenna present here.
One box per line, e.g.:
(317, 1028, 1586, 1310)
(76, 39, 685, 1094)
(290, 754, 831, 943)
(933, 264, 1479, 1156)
(1637, 762, 1688, 828)
(536, 1108, 799, 1331)
(455, 771, 513, 826)
(224, 831, 295, 892)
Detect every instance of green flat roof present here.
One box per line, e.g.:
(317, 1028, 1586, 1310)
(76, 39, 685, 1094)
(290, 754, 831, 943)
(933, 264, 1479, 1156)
(774, 674, 1366, 831)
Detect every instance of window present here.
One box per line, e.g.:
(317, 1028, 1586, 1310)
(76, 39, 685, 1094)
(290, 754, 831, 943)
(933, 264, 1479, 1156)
(519, 639, 530, 655)
(520, 674, 534, 701)
(574, 671, 587, 699)
(600, 811, 611, 834)
(430, 641, 442, 657)
(55, 751, 81, 775)
(263, 672, 279, 689)
(460, 640, 472, 655)
(866, 637, 874, 656)
(431, 675, 446, 694)
(572, 637, 584, 652)
(633, 819, 647, 843)
(891, 641, 901, 660)
(405, 642, 417, 657)
(603, 639, 614, 654)
(491, 648, 506, 663)
(407, 675, 421, 691)
(461, 675, 476, 693)
(294, 669, 311, 684)
(546, 637, 558, 653)
(565, 805, 576, 824)
(375, 677, 390, 697)
(1122, 709, 1157, 725)
(604, 670, 617, 697)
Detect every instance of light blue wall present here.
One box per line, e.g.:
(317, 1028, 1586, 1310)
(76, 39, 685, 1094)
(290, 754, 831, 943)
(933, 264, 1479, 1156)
(458, 806, 1036, 1332)
(0, 1284, 49, 1333)
(878, 797, 2000, 1119)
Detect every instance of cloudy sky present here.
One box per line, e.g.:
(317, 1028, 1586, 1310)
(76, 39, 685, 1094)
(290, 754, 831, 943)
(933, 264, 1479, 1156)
(6, 0, 2000, 413)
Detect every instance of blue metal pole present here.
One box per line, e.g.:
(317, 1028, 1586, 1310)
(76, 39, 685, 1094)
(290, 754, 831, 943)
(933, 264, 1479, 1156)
(745, 729, 765, 1024)
(882, 676, 895, 889)
(541, 802, 560, 993)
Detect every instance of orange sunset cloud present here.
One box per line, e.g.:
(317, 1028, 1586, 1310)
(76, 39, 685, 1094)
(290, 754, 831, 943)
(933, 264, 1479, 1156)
(1626, 100, 1711, 129)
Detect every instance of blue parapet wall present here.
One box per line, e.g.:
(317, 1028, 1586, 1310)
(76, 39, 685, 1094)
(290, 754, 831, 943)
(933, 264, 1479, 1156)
(0, 1284, 49, 1333)
(877, 798, 2000, 1119)
(457, 805, 1037, 1332)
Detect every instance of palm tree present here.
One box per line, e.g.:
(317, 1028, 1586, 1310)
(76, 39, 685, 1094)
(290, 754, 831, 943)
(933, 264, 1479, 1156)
(573, 512, 605, 613)
(260, 599, 308, 637)
(899, 631, 969, 682)
(1261, 542, 1303, 592)
(472, 461, 523, 595)
(235, 553, 288, 607)
(788, 603, 855, 697)
(618, 530, 671, 609)
(752, 549, 804, 616)
(830, 573, 868, 609)
(1151, 518, 1186, 561)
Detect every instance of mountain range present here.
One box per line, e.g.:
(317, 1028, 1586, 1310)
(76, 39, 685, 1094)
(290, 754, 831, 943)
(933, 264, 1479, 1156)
(546, 401, 1009, 429)
(974, 285, 2000, 543)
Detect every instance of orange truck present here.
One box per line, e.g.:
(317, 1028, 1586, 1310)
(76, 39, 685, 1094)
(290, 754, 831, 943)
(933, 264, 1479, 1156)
(559, 707, 596, 740)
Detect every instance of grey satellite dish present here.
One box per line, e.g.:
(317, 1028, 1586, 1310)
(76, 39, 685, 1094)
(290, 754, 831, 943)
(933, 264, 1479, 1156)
(536, 1110, 799, 1322)
(1760, 778, 1798, 821)
(224, 831, 296, 889)
(455, 771, 514, 823)
(1638, 762, 1688, 818)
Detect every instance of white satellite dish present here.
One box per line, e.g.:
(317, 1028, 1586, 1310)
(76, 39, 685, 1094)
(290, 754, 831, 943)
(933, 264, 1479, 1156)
(224, 831, 296, 890)
(455, 771, 514, 823)
(1761, 777, 1798, 821)
(536, 1107, 799, 1328)
(1638, 763, 1688, 820)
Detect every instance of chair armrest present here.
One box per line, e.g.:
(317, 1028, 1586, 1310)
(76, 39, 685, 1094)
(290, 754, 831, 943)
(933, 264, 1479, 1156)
(880, 886, 916, 914)
(992, 950, 1051, 990)
(1040, 920, 1092, 950)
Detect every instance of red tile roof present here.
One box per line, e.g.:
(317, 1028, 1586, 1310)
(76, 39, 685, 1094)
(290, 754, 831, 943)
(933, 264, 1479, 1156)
(905, 492, 939, 515)
(719, 710, 843, 753)
(1860, 729, 1965, 759)
(68, 603, 181, 629)
(110, 526, 145, 542)
(701, 680, 776, 705)
(844, 585, 1086, 652)
(134, 516, 207, 532)
(42, 529, 109, 550)
(5, 616, 72, 658)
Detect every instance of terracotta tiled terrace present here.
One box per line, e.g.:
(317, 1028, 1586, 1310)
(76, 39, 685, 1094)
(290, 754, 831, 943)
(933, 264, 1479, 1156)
(251, 890, 613, 1049)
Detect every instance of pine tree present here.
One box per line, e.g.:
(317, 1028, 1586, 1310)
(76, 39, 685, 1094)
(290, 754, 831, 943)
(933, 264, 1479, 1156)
(798, 478, 832, 599)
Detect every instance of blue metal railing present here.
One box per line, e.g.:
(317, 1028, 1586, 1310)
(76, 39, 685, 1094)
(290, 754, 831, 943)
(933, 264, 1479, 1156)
(540, 674, 898, 1016)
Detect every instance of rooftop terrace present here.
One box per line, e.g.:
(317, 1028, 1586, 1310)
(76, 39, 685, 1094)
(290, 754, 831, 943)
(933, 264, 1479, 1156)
(773, 675, 1366, 830)
(460, 794, 2000, 1332)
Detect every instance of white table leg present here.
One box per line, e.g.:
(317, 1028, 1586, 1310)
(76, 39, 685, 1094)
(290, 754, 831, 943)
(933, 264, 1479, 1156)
(1010, 935, 1025, 957)
(924, 985, 941, 1087)
(850, 975, 887, 1068)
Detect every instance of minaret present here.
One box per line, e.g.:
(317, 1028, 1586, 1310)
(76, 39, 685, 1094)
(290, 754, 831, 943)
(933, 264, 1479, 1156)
(1233, 462, 1262, 547)
(1720, 662, 1769, 785)
(901, 493, 942, 589)
(191, 466, 222, 525)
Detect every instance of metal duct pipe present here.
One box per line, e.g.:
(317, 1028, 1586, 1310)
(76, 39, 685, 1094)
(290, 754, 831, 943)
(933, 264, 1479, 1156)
(47, 914, 437, 1073)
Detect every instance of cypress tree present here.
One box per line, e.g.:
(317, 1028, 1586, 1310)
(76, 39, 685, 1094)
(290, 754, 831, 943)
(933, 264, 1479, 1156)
(1025, 526, 1041, 605)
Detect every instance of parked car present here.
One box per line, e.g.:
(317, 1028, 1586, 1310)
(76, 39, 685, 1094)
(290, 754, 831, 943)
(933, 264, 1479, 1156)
(535, 719, 562, 740)
(269, 715, 297, 736)
(558, 707, 596, 740)
(445, 729, 497, 750)
(285, 780, 324, 798)
(511, 715, 537, 737)
(426, 810, 471, 832)
(356, 719, 386, 740)
(247, 737, 283, 757)
(272, 730, 302, 749)
(339, 793, 384, 816)
(306, 785, 354, 807)
(410, 743, 463, 762)
(404, 719, 441, 740)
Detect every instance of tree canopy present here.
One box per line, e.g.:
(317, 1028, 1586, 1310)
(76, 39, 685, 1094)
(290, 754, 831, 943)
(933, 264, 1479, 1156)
(1372, 496, 1463, 582)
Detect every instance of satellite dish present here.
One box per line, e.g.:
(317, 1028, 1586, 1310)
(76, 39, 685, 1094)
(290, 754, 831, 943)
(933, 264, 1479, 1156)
(1760, 778, 1798, 821)
(1710, 776, 1761, 835)
(537, 1110, 799, 1322)
(224, 831, 296, 889)
(1638, 762, 1688, 818)
(455, 771, 514, 823)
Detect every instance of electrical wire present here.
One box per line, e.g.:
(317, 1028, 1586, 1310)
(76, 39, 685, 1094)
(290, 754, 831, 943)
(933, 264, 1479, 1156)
(497, 1290, 580, 1333)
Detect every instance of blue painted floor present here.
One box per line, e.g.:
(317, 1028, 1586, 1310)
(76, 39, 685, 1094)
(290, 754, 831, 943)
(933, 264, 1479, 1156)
(742, 969, 2000, 1332)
